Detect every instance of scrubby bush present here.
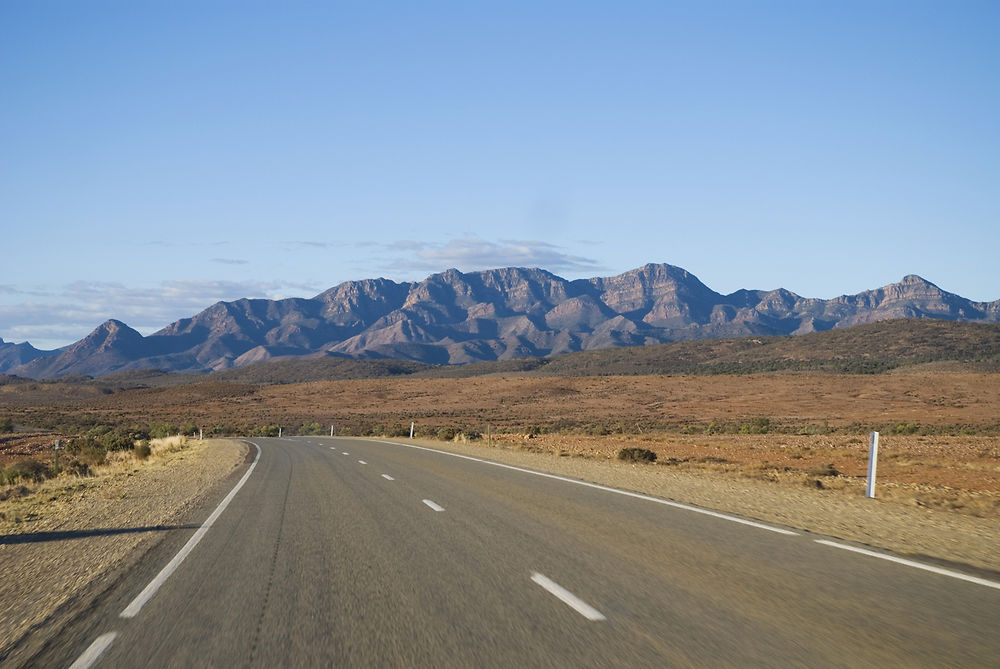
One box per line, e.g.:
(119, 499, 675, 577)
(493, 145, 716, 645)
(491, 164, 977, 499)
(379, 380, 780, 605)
(739, 417, 771, 434)
(436, 426, 459, 441)
(617, 447, 657, 463)
(134, 440, 152, 460)
(300, 422, 324, 435)
(149, 422, 180, 439)
(66, 436, 108, 466)
(64, 459, 93, 477)
(386, 424, 411, 437)
(1, 458, 51, 484)
(0, 417, 13, 433)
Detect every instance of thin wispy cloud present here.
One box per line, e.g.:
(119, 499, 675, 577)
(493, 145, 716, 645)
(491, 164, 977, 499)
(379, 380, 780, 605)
(211, 258, 249, 265)
(281, 241, 349, 250)
(384, 238, 603, 275)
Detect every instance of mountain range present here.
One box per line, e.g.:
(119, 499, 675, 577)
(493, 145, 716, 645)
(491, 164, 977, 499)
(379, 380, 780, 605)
(3, 263, 998, 379)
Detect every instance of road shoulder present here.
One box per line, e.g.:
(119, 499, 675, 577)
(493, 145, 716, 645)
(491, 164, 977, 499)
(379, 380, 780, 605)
(0, 438, 248, 665)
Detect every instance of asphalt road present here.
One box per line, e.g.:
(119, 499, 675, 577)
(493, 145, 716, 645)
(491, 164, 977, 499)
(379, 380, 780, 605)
(41, 437, 1000, 668)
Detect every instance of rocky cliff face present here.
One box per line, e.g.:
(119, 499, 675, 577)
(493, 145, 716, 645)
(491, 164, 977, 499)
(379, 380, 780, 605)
(6, 264, 999, 378)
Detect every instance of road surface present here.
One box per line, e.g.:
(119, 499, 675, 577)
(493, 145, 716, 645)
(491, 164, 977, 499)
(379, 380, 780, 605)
(35, 437, 1000, 667)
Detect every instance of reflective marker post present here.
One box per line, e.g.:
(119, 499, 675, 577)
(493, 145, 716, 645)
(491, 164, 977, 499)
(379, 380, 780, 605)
(410, 422, 415, 439)
(330, 425, 334, 437)
(866, 431, 879, 498)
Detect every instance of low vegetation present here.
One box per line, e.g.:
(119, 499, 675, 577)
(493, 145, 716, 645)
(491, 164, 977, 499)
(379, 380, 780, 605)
(617, 447, 657, 463)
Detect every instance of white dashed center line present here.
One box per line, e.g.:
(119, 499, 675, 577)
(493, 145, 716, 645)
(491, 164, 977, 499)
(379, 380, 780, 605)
(358, 460, 367, 465)
(342, 452, 349, 455)
(531, 572, 606, 621)
(382, 474, 394, 481)
(69, 632, 118, 669)
(422, 499, 445, 512)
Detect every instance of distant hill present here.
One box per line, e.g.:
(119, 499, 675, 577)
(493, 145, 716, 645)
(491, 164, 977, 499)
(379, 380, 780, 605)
(2, 320, 997, 390)
(5, 263, 999, 379)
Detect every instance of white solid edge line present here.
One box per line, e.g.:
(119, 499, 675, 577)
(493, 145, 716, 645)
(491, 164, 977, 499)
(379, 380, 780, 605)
(422, 499, 445, 512)
(382, 474, 395, 480)
(531, 572, 606, 621)
(69, 631, 118, 669)
(120, 441, 262, 618)
(814, 540, 1000, 590)
(369, 439, 796, 536)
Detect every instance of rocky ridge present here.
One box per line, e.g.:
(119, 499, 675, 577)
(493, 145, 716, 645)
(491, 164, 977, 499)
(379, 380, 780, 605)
(5, 264, 999, 378)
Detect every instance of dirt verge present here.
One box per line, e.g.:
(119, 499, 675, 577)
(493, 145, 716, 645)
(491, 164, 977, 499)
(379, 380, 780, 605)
(0, 438, 247, 664)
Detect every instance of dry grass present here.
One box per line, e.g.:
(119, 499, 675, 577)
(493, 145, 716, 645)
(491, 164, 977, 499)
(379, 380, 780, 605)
(0, 436, 192, 528)
(477, 432, 1000, 519)
(3, 369, 997, 520)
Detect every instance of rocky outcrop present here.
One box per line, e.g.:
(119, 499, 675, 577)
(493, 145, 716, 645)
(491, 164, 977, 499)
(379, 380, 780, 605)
(6, 265, 999, 378)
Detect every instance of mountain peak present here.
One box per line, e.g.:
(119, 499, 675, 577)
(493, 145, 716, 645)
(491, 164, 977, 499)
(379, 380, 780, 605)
(899, 274, 936, 287)
(5, 264, 996, 378)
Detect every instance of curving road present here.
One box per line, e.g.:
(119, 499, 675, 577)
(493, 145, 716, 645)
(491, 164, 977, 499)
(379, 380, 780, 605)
(38, 437, 1000, 667)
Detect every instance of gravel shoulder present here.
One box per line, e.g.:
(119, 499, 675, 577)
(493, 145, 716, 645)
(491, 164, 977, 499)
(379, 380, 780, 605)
(376, 436, 1000, 575)
(0, 438, 247, 663)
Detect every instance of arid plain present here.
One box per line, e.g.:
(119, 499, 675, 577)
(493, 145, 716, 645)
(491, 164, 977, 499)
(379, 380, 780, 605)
(4, 369, 998, 517)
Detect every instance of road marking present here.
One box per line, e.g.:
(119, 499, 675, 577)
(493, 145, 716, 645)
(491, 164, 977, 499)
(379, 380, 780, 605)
(342, 452, 349, 455)
(382, 474, 395, 480)
(815, 540, 1000, 590)
(422, 499, 445, 512)
(120, 442, 262, 618)
(371, 440, 796, 536)
(358, 460, 367, 465)
(69, 631, 118, 669)
(531, 572, 606, 621)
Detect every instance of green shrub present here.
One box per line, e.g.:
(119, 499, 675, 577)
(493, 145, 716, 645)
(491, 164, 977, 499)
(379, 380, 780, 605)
(300, 422, 324, 435)
(617, 447, 657, 463)
(0, 417, 13, 433)
(739, 417, 771, 434)
(67, 436, 108, 466)
(149, 422, 179, 439)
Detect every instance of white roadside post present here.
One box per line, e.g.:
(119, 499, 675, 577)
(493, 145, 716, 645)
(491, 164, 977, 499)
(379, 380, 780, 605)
(330, 425, 334, 437)
(199, 428, 203, 441)
(410, 422, 415, 439)
(278, 426, 282, 438)
(866, 431, 880, 498)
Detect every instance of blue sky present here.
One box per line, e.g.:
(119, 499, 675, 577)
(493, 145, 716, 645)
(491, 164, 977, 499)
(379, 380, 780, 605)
(3, 1, 998, 349)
